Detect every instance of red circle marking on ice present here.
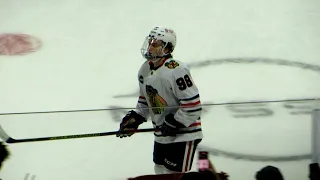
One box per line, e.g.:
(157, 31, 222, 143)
(0, 34, 42, 55)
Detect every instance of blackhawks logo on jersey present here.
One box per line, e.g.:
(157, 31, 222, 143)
(165, 60, 179, 69)
(146, 85, 167, 114)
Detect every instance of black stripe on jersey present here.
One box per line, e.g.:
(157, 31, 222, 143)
(154, 128, 202, 137)
(178, 128, 202, 134)
(138, 101, 148, 106)
(179, 94, 199, 101)
(185, 108, 202, 113)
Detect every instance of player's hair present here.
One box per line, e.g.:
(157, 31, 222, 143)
(0, 142, 10, 170)
(166, 42, 174, 53)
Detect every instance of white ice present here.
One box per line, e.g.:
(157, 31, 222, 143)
(0, 0, 320, 179)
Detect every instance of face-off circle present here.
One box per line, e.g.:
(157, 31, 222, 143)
(0, 34, 42, 55)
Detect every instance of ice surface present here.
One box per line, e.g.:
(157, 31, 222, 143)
(0, 0, 320, 179)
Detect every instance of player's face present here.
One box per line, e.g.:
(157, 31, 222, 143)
(148, 39, 166, 56)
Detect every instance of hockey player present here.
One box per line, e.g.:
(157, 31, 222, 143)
(116, 26, 203, 174)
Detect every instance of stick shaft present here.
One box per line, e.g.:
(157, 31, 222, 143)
(1, 127, 155, 144)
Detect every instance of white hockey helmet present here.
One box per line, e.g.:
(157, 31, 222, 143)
(141, 26, 177, 60)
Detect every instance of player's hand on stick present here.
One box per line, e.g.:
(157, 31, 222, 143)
(116, 110, 146, 138)
(160, 113, 185, 136)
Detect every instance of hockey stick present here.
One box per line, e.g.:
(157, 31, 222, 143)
(0, 125, 156, 144)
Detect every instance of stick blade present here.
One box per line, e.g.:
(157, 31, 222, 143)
(0, 125, 11, 142)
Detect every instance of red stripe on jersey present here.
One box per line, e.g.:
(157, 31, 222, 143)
(184, 142, 193, 171)
(188, 122, 201, 127)
(181, 100, 200, 107)
(139, 96, 146, 99)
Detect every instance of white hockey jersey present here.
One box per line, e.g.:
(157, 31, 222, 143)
(135, 58, 203, 144)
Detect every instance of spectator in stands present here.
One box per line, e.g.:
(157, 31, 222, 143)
(255, 165, 284, 180)
(0, 142, 10, 170)
(180, 158, 228, 180)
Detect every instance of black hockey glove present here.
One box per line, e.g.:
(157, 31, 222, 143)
(116, 110, 146, 138)
(160, 113, 186, 136)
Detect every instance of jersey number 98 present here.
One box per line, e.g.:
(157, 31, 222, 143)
(176, 75, 193, 90)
